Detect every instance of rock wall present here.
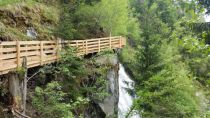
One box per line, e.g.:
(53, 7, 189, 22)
(99, 68, 119, 117)
(84, 54, 119, 118)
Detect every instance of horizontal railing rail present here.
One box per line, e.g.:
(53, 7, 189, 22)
(0, 36, 126, 75)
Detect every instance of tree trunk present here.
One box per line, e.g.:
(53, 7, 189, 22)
(22, 57, 27, 115)
(8, 56, 28, 114)
(8, 73, 22, 110)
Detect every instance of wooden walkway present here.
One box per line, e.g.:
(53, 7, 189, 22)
(0, 36, 126, 75)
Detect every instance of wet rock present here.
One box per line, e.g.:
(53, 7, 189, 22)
(27, 27, 37, 39)
(84, 102, 106, 118)
(99, 69, 119, 118)
(95, 54, 118, 66)
(95, 54, 119, 118)
(84, 54, 119, 118)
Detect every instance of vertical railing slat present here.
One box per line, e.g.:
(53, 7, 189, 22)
(85, 40, 88, 54)
(119, 36, 122, 48)
(98, 39, 101, 52)
(76, 41, 79, 55)
(82, 41, 85, 55)
(56, 39, 61, 61)
(40, 41, 43, 65)
(76, 41, 78, 48)
(16, 41, 20, 67)
(0, 44, 2, 68)
(109, 37, 111, 49)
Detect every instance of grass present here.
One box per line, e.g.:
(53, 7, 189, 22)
(0, 0, 40, 6)
(5, 27, 30, 40)
(0, 0, 22, 6)
(0, 0, 18, 6)
(0, 0, 60, 41)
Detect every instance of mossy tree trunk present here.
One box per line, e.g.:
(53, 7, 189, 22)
(8, 57, 27, 114)
(8, 73, 22, 110)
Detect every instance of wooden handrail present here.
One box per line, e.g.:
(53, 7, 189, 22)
(0, 36, 126, 75)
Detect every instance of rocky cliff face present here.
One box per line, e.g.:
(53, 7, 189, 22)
(85, 54, 119, 118)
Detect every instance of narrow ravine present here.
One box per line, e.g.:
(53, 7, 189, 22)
(118, 64, 140, 118)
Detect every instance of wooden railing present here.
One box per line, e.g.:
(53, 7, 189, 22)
(0, 36, 126, 75)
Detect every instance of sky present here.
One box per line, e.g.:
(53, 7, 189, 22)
(204, 14, 210, 22)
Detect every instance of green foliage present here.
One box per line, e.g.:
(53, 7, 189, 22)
(133, 40, 203, 117)
(56, 4, 76, 39)
(120, 0, 209, 117)
(32, 47, 111, 117)
(197, 0, 210, 14)
(96, 49, 114, 57)
(43, 47, 88, 103)
(171, 19, 210, 86)
(133, 0, 170, 85)
(1, 0, 139, 40)
(32, 47, 87, 117)
(56, 1, 104, 39)
(1, 0, 209, 117)
(32, 81, 74, 118)
(135, 70, 200, 117)
(75, 0, 140, 38)
(82, 72, 109, 102)
(119, 45, 137, 78)
(0, 0, 21, 6)
(81, 53, 117, 101)
(202, 31, 210, 44)
(34, 0, 59, 5)
(16, 67, 26, 76)
(0, 0, 60, 41)
(56, 47, 86, 79)
(0, 0, 39, 6)
(94, 0, 129, 35)
(0, 84, 8, 96)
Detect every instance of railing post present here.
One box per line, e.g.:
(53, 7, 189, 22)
(40, 41, 44, 65)
(56, 39, 61, 61)
(16, 41, 20, 67)
(0, 44, 2, 68)
(82, 41, 84, 55)
(98, 39, 101, 52)
(76, 41, 79, 55)
(109, 37, 112, 50)
(76, 41, 78, 48)
(119, 36, 122, 48)
(25, 43, 28, 57)
(85, 40, 88, 54)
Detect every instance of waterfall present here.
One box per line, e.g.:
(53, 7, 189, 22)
(118, 64, 140, 118)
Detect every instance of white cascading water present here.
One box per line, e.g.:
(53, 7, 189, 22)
(118, 64, 140, 118)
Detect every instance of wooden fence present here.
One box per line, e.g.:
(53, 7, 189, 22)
(0, 36, 126, 75)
